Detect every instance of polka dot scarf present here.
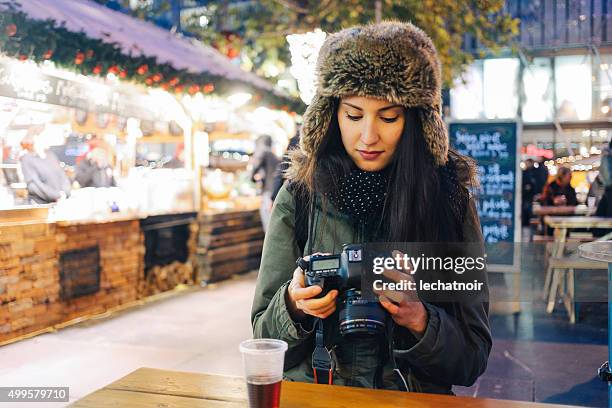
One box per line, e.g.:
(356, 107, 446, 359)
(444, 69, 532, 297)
(326, 168, 389, 224)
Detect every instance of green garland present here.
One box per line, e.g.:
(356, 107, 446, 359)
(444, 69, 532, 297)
(0, 5, 304, 112)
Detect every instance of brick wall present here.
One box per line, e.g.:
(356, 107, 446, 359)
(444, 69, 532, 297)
(56, 220, 144, 322)
(0, 219, 145, 343)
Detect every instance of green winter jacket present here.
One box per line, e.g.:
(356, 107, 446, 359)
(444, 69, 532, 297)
(251, 184, 491, 394)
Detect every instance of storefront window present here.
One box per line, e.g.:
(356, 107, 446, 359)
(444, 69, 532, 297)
(522, 57, 554, 122)
(450, 60, 484, 120)
(593, 53, 612, 119)
(554, 55, 592, 121)
(483, 58, 519, 119)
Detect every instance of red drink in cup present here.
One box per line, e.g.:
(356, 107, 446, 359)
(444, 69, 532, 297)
(240, 339, 288, 408)
(246, 378, 282, 408)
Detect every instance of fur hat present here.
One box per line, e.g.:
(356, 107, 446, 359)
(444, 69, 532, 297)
(299, 21, 448, 168)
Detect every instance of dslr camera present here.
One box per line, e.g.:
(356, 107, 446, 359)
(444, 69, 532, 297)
(298, 244, 386, 336)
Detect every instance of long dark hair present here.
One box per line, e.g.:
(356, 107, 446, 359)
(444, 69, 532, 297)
(311, 98, 472, 242)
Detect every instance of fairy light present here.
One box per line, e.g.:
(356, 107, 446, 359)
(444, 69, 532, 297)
(286, 29, 327, 105)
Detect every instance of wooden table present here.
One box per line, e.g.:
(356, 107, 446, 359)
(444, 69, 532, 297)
(579, 241, 612, 408)
(543, 217, 612, 321)
(533, 205, 593, 216)
(71, 367, 578, 407)
(543, 216, 612, 261)
(532, 206, 594, 236)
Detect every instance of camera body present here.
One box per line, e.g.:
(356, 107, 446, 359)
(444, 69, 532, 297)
(302, 244, 386, 336)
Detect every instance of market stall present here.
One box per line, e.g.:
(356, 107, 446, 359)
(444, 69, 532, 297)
(0, 0, 299, 343)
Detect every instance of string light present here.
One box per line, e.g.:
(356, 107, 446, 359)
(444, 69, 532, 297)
(286, 29, 326, 105)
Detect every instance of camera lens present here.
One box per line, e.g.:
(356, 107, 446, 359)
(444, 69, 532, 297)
(338, 289, 386, 336)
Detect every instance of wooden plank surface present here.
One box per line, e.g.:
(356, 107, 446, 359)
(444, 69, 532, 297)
(70, 388, 243, 408)
(200, 240, 263, 264)
(106, 368, 246, 402)
(71, 367, 578, 408)
(199, 226, 264, 249)
(282, 381, 572, 408)
(544, 216, 612, 229)
(533, 206, 592, 216)
(197, 256, 261, 282)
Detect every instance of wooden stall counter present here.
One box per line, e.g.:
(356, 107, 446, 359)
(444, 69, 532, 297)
(197, 197, 264, 283)
(0, 212, 145, 344)
(72, 367, 578, 408)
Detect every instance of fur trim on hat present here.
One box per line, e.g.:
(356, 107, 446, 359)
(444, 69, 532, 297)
(291, 21, 449, 186)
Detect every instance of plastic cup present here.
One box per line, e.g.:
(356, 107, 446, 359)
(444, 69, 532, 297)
(239, 339, 288, 408)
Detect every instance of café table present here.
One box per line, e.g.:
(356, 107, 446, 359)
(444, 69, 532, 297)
(532, 205, 594, 236)
(543, 216, 612, 321)
(71, 367, 578, 407)
(579, 241, 612, 408)
(533, 205, 594, 217)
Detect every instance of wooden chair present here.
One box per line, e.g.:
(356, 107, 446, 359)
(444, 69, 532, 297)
(541, 234, 596, 299)
(546, 232, 612, 323)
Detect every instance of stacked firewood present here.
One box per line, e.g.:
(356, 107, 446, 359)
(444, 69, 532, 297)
(140, 221, 198, 296)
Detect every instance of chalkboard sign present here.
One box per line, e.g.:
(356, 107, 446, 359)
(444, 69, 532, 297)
(449, 121, 521, 270)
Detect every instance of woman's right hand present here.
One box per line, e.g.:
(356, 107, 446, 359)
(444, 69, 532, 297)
(286, 255, 338, 321)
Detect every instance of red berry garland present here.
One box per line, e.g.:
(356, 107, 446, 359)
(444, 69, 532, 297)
(188, 84, 200, 95)
(74, 52, 85, 65)
(5, 24, 17, 37)
(137, 64, 148, 75)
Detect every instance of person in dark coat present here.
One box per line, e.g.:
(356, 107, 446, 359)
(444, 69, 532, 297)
(271, 129, 300, 202)
(594, 141, 612, 237)
(75, 148, 115, 188)
(19, 128, 71, 204)
(587, 174, 606, 207)
(522, 159, 539, 226)
(249, 135, 280, 231)
(252, 22, 490, 395)
(540, 167, 577, 206)
(533, 157, 549, 196)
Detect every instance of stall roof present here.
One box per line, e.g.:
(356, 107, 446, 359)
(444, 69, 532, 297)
(6, 0, 281, 95)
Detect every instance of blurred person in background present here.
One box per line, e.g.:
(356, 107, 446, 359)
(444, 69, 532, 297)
(522, 159, 538, 226)
(534, 157, 549, 196)
(271, 127, 300, 202)
(163, 143, 185, 169)
(594, 141, 612, 237)
(540, 166, 577, 206)
(19, 126, 71, 204)
(249, 134, 279, 231)
(75, 147, 115, 188)
(587, 173, 606, 207)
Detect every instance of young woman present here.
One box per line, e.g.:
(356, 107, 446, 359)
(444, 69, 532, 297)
(251, 21, 491, 395)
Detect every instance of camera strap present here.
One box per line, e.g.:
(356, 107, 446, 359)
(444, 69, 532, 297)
(302, 186, 333, 384)
(312, 318, 334, 385)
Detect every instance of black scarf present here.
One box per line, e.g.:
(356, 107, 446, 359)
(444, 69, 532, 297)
(324, 162, 468, 242)
(326, 168, 389, 226)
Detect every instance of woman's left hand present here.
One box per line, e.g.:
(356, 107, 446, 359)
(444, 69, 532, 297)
(374, 251, 428, 337)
